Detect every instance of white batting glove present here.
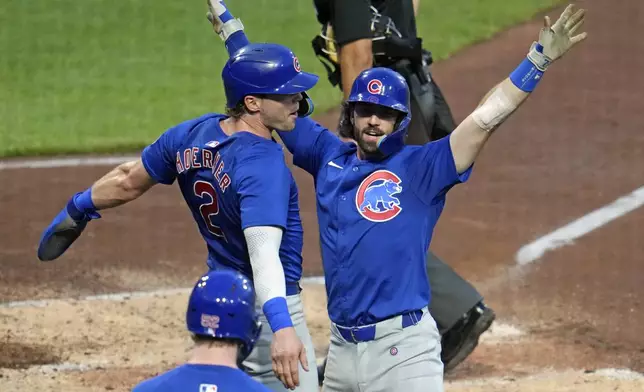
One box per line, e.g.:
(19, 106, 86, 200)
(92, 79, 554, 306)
(527, 4, 588, 71)
(206, 0, 244, 41)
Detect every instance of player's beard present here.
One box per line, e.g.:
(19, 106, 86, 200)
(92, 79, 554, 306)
(354, 126, 385, 158)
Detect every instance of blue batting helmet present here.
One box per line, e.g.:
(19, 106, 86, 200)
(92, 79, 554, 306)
(186, 269, 262, 361)
(347, 67, 411, 156)
(222, 43, 319, 117)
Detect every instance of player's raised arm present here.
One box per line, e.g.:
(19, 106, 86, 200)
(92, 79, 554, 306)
(449, 4, 587, 173)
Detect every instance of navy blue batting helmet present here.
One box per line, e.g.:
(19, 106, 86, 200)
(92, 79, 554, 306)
(347, 67, 411, 156)
(222, 43, 319, 117)
(186, 269, 262, 361)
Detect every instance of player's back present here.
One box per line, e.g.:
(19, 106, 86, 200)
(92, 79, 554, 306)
(132, 363, 271, 392)
(141, 114, 304, 284)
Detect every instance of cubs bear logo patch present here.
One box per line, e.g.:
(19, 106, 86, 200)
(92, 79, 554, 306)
(355, 170, 403, 222)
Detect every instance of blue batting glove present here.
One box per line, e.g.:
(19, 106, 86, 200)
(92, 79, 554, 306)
(37, 190, 101, 261)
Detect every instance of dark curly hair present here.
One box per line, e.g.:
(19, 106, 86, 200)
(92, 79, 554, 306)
(225, 101, 248, 119)
(337, 101, 355, 139)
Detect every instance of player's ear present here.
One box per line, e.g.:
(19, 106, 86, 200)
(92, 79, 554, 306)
(243, 95, 262, 114)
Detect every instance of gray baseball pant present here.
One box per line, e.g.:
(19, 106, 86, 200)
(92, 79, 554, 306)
(322, 307, 443, 392)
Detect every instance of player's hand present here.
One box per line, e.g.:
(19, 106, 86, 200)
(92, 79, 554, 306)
(205, 0, 226, 35)
(531, 4, 587, 67)
(37, 193, 101, 261)
(271, 327, 309, 390)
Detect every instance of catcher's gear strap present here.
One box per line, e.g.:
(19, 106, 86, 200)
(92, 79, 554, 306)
(243, 226, 286, 305)
(391, 59, 436, 135)
(311, 31, 343, 88)
(471, 86, 516, 131)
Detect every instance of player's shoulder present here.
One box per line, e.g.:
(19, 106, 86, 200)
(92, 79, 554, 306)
(236, 373, 273, 391)
(400, 136, 451, 157)
(169, 113, 226, 136)
(131, 365, 185, 392)
(231, 134, 286, 162)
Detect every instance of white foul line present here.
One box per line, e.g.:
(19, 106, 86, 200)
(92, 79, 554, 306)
(515, 185, 644, 265)
(0, 155, 138, 170)
(0, 276, 326, 309)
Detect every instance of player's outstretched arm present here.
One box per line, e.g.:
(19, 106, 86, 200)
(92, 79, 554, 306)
(449, 4, 587, 173)
(37, 159, 157, 261)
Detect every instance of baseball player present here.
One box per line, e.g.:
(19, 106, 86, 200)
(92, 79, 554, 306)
(311, 0, 496, 376)
(132, 269, 269, 391)
(37, 3, 320, 390)
(272, 4, 586, 391)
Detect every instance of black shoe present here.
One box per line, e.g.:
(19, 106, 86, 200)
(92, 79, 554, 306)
(441, 303, 496, 373)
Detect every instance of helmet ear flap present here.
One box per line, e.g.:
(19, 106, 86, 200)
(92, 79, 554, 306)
(297, 92, 314, 117)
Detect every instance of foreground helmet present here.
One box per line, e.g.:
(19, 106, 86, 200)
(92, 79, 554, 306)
(186, 269, 262, 361)
(222, 43, 319, 117)
(347, 67, 412, 156)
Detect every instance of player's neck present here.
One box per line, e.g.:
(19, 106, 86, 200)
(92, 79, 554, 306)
(221, 116, 272, 140)
(186, 342, 239, 368)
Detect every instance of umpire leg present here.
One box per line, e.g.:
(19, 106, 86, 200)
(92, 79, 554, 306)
(426, 250, 496, 372)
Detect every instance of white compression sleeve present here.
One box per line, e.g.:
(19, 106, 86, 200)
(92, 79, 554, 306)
(243, 226, 286, 307)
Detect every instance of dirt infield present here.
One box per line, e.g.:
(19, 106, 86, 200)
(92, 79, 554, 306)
(2, 0, 643, 390)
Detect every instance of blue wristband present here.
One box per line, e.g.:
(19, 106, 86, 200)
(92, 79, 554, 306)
(74, 188, 96, 212)
(225, 31, 250, 57)
(509, 57, 544, 92)
(68, 188, 100, 221)
(262, 297, 293, 333)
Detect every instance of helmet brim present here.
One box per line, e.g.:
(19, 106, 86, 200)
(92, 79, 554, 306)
(347, 94, 409, 114)
(274, 71, 319, 94)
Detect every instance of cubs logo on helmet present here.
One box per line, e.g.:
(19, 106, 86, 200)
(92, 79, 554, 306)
(355, 170, 403, 222)
(367, 79, 383, 94)
(293, 56, 301, 72)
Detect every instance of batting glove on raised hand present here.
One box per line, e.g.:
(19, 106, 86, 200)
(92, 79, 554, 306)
(527, 4, 588, 71)
(206, 0, 244, 42)
(37, 192, 101, 261)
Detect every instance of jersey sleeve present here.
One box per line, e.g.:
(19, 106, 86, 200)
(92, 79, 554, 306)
(140, 120, 195, 185)
(141, 114, 216, 185)
(276, 117, 342, 176)
(409, 135, 473, 204)
(235, 143, 292, 230)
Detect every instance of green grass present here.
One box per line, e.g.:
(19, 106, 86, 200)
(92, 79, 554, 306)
(0, 0, 562, 157)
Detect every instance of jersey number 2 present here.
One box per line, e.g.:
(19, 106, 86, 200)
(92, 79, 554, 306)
(193, 181, 226, 239)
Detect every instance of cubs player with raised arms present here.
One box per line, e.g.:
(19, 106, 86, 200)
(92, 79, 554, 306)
(132, 269, 269, 392)
(212, 4, 585, 391)
(37, 2, 320, 390)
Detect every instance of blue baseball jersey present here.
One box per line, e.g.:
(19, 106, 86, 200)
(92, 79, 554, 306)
(132, 363, 271, 392)
(278, 118, 472, 327)
(141, 113, 304, 284)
